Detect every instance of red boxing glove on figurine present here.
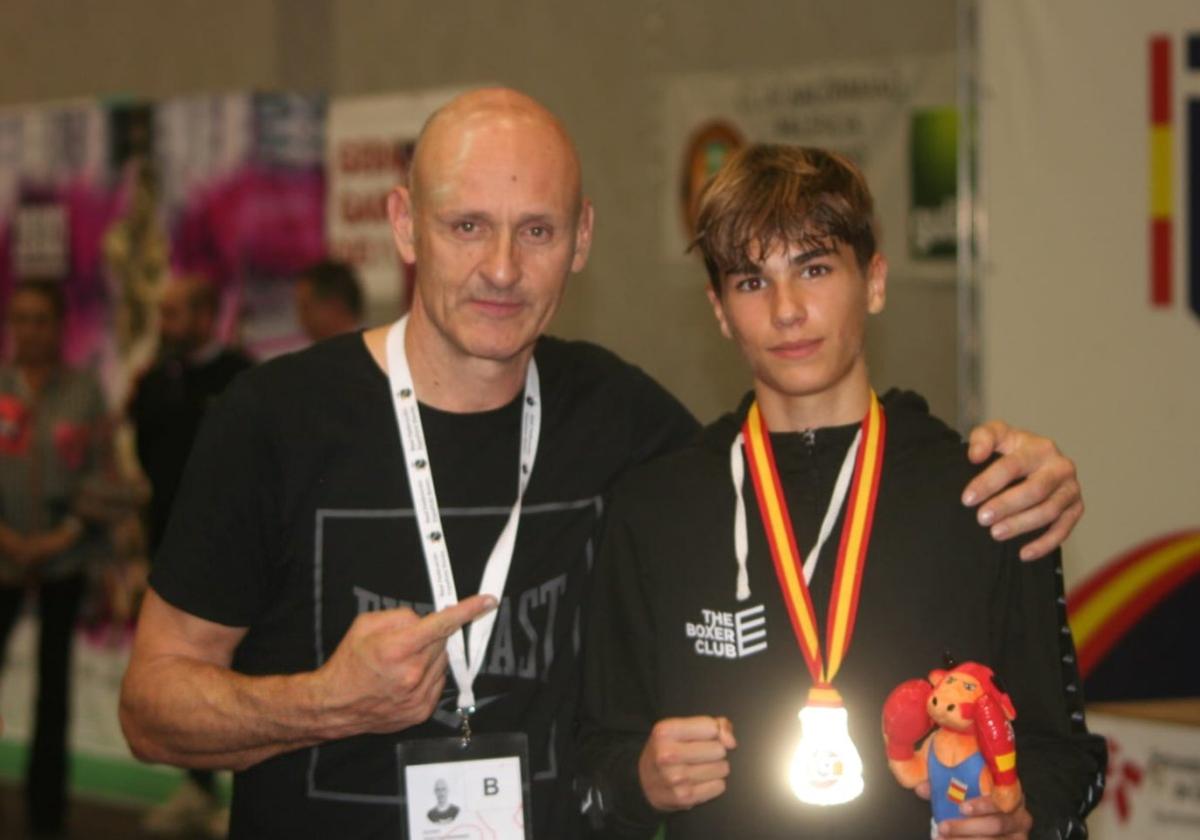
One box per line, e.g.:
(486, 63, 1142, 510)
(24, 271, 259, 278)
(882, 661, 1022, 824)
(882, 679, 934, 763)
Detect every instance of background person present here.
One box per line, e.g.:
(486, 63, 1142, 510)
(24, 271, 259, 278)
(0, 279, 108, 839)
(294, 258, 364, 343)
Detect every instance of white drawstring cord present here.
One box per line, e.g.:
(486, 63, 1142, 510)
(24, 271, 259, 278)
(730, 432, 750, 601)
(730, 427, 863, 599)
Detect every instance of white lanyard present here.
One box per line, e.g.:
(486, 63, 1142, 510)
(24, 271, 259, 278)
(385, 315, 541, 718)
(730, 426, 861, 597)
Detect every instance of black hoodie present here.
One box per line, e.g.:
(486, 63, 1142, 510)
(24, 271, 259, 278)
(579, 390, 1106, 840)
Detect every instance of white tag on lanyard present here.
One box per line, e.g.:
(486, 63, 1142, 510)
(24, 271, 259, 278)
(385, 315, 541, 720)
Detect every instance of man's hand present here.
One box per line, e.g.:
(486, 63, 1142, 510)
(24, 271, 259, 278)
(3, 518, 85, 568)
(314, 595, 497, 737)
(0, 527, 20, 559)
(937, 794, 1033, 839)
(638, 716, 736, 812)
(0, 527, 37, 567)
(121, 591, 500, 771)
(22, 526, 80, 565)
(962, 420, 1083, 560)
(1, 535, 34, 567)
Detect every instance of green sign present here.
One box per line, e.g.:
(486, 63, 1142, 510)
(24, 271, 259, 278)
(909, 108, 957, 259)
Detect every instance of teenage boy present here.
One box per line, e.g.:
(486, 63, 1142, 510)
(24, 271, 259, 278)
(579, 145, 1106, 840)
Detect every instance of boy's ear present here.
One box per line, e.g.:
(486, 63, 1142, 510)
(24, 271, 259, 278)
(706, 285, 734, 340)
(867, 253, 887, 315)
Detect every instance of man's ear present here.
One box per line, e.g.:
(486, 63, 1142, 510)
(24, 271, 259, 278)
(867, 253, 888, 315)
(706, 285, 734, 340)
(570, 199, 595, 273)
(387, 186, 417, 265)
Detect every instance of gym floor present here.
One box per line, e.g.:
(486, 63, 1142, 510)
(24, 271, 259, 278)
(0, 782, 149, 839)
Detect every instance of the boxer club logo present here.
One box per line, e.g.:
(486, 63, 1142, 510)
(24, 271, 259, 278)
(685, 604, 767, 659)
(1148, 32, 1200, 322)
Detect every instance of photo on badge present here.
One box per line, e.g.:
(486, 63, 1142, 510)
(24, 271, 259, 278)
(396, 732, 532, 840)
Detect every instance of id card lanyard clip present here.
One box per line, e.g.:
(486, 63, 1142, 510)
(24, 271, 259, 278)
(386, 316, 541, 744)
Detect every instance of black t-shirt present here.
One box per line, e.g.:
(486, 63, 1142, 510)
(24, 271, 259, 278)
(129, 347, 254, 551)
(149, 330, 697, 840)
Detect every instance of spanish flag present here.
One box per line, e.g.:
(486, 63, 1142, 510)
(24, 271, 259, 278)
(947, 778, 969, 804)
(1149, 34, 1172, 307)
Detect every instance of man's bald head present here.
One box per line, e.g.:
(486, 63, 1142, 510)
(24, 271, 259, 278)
(161, 276, 218, 317)
(159, 276, 218, 355)
(409, 87, 584, 217)
(384, 85, 595, 382)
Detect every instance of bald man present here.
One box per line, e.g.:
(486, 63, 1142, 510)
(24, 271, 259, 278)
(119, 88, 1084, 839)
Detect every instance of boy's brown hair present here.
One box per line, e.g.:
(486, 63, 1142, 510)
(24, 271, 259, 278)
(690, 145, 878, 293)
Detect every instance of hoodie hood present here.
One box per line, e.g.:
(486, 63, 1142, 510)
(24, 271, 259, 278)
(700, 388, 961, 461)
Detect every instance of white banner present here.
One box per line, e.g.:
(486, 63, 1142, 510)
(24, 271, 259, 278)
(325, 86, 470, 319)
(980, 0, 1200, 582)
(660, 55, 957, 282)
(979, 4, 1200, 835)
(1086, 713, 1200, 838)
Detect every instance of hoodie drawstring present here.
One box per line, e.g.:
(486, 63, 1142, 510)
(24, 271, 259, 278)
(731, 432, 750, 601)
(731, 427, 863, 601)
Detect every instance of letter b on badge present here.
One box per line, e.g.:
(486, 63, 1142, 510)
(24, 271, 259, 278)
(461, 756, 521, 813)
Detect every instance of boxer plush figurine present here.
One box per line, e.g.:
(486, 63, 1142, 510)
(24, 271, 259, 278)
(882, 661, 1022, 825)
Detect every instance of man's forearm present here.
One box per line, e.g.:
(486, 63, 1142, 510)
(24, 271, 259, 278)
(121, 588, 479, 772)
(119, 654, 347, 771)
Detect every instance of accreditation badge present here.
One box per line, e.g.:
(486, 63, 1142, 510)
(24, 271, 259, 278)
(396, 732, 532, 840)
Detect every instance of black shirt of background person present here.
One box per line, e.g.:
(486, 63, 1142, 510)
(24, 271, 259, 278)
(129, 347, 252, 552)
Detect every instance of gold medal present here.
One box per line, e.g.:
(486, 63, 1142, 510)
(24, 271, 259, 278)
(789, 687, 864, 805)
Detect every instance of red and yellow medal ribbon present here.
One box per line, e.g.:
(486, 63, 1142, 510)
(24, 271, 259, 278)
(741, 391, 886, 697)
